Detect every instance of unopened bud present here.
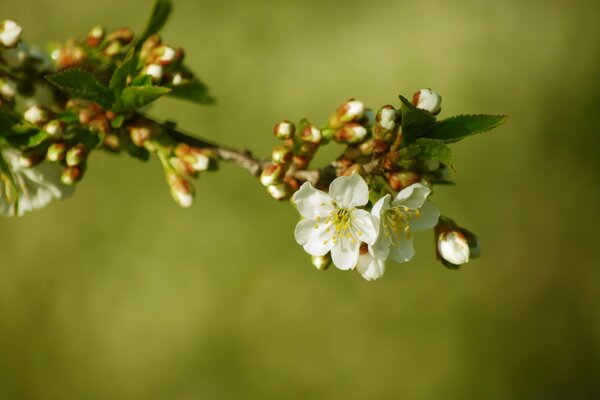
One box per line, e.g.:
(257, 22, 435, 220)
(271, 146, 293, 164)
(0, 77, 17, 99)
(143, 64, 163, 81)
(46, 141, 67, 162)
(169, 156, 195, 177)
(66, 144, 87, 167)
(335, 123, 368, 144)
(412, 88, 442, 115)
(61, 165, 83, 185)
(171, 72, 183, 86)
(102, 40, 121, 57)
(437, 231, 470, 266)
(311, 254, 331, 271)
(0, 20, 22, 48)
(128, 125, 153, 147)
(155, 45, 177, 65)
(266, 183, 291, 200)
(86, 25, 105, 48)
(273, 120, 295, 140)
(167, 172, 194, 208)
(106, 28, 134, 44)
(187, 148, 211, 172)
(299, 123, 322, 144)
(18, 149, 44, 168)
(260, 163, 286, 187)
(43, 120, 65, 137)
(376, 105, 397, 131)
(336, 99, 365, 123)
(141, 34, 161, 60)
(388, 171, 420, 191)
(103, 133, 120, 151)
(24, 105, 50, 125)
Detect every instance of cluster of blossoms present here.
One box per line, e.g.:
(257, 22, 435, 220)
(1, 0, 505, 280)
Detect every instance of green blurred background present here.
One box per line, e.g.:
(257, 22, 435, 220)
(1, 0, 599, 398)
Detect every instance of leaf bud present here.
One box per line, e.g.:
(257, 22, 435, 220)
(311, 254, 331, 270)
(24, 104, 51, 126)
(273, 120, 295, 140)
(86, 25, 105, 48)
(266, 183, 292, 200)
(0, 77, 17, 99)
(387, 170, 420, 191)
(412, 88, 442, 115)
(66, 144, 87, 167)
(43, 120, 65, 137)
(167, 172, 194, 208)
(271, 145, 293, 165)
(0, 20, 22, 48)
(61, 165, 84, 185)
(260, 163, 286, 187)
(46, 141, 68, 162)
(335, 123, 368, 144)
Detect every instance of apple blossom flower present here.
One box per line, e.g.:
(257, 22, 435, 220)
(293, 174, 379, 270)
(370, 183, 440, 264)
(0, 148, 73, 217)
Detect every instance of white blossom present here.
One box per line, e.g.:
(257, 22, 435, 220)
(413, 88, 442, 115)
(0, 20, 22, 48)
(356, 251, 386, 281)
(437, 231, 470, 265)
(293, 174, 379, 270)
(0, 148, 73, 217)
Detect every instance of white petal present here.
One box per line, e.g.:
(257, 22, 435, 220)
(370, 194, 391, 218)
(409, 201, 440, 232)
(294, 219, 334, 256)
(329, 174, 369, 208)
(331, 237, 360, 270)
(438, 231, 470, 265)
(389, 235, 415, 263)
(351, 209, 379, 245)
(292, 181, 334, 219)
(356, 253, 386, 281)
(369, 232, 391, 261)
(393, 183, 431, 210)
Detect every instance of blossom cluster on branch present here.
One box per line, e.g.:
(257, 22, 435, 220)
(0, 1, 505, 280)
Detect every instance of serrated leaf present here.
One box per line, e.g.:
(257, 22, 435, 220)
(109, 49, 139, 91)
(46, 69, 113, 109)
(399, 95, 436, 145)
(136, 0, 172, 48)
(167, 78, 214, 105)
(118, 85, 171, 111)
(425, 114, 507, 143)
(405, 138, 455, 172)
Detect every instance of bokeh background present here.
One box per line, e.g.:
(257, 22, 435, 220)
(1, 0, 599, 398)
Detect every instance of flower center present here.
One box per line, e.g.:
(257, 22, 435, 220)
(381, 205, 420, 243)
(315, 207, 363, 246)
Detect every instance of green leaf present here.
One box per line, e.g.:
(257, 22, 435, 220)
(109, 49, 139, 91)
(425, 114, 508, 143)
(167, 77, 214, 105)
(131, 75, 153, 87)
(399, 95, 436, 145)
(0, 109, 18, 137)
(405, 138, 455, 172)
(118, 85, 171, 111)
(4, 126, 49, 148)
(136, 0, 173, 48)
(46, 69, 113, 109)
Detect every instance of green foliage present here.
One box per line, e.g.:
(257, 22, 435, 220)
(3, 125, 49, 148)
(118, 85, 171, 111)
(136, 0, 173, 48)
(404, 138, 455, 172)
(167, 74, 214, 105)
(398, 95, 435, 145)
(109, 49, 139, 92)
(46, 69, 114, 109)
(424, 114, 508, 143)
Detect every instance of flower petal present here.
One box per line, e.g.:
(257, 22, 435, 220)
(369, 233, 391, 261)
(294, 219, 334, 256)
(393, 183, 431, 210)
(389, 235, 415, 263)
(409, 201, 440, 232)
(371, 194, 391, 218)
(356, 253, 386, 281)
(351, 209, 379, 245)
(331, 237, 360, 270)
(292, 181, 334, 219)
(329, 174, 369, 208)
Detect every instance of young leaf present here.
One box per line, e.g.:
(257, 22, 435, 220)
(3, 126, 49, 148)
(136, 0, 173, 48)
(118, 85, 171, 111)
(425, 114, 508, 143)
(167, 78, 214, 105)
(405, 138, 455, 172)
(399, 95, 436, 145)
(109, 49, 139, 91)
(46, 69, 113, 109)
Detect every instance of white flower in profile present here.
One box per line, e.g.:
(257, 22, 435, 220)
(292, 174, 379, 270)
(356, 247, 386, 282)
(370, 183, 440, 264)
(0, 148, 73, 217)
